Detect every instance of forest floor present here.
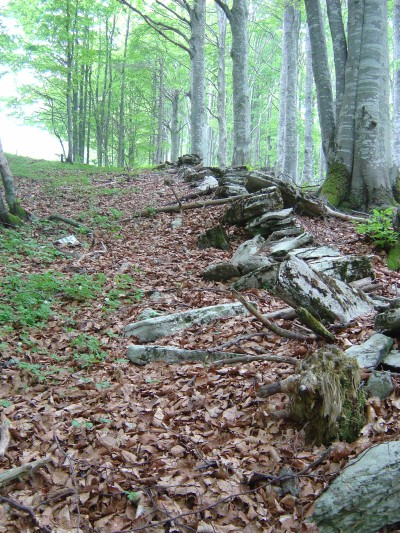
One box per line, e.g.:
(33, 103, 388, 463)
(1, 155, 400, 532)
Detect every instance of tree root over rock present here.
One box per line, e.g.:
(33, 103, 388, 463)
(259, 346, 366, 445)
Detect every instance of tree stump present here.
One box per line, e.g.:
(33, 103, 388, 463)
(259, 346, 366, 445)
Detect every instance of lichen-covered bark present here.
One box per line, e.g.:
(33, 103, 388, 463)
(0, 137, 29, 225)
(393, 0, 400, 168)
(326, 0, 347, 120)
(216, 5, 227, 168)
(301, 26, 314, 184)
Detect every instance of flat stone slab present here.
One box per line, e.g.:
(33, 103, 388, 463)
(127, 345, 244, 365)
(290, 246, 341, 260)
(270, 232, 314, 257)
(124, 302, 249, 342)
(308, 255, 373, 283)
(381, 349, 400, 371)
(231, 235, 265, 268)
(311, 441, 400, 533)
(345, 333, 394, 370)
(375, 308, 400, 335)
(275, 256, 374, 323)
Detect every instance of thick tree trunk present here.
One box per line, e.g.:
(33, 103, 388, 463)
(216, 4, 228, 168)
(393, 0, 400, 168)
(189, 0, 207, 161)
(301, 26, 314, 184)
(326, 0, 347, 121)
(304, 0, 336, 162)
(0, 138, 29, 225)
(156, 60, 165, 164)
(281, 2, 300, 182)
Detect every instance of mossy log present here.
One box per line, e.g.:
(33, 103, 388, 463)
(259, 346, 366, 445)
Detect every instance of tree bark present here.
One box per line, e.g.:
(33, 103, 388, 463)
(326, 0, 347, 121)
(394, 0, 400, 168)
(301, 25, 314, 184)
(216, 4, 228, 168)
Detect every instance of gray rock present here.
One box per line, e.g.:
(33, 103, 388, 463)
(290, 246, 341, 261)
(267, 226, 304, 242)
(275, 256, 374, 323)
(382, 349, 400, 371)
(231, 263, 278, 291)
(246, 171, 276, 192)
(311, 441, 400, 533)
(231, 235, 265, 268)
(222, 188, 284, 225)
(270, 232, 314, 257)
(203, 262, 240, 282)
(344, 334, 394, 370)
(308, 255, 373, 283)
(136, 308, 165, 321)
(240, 255, 274, 275)
(196, 176, 219, 191)
(246, 207, 294, 236)
(124, 302, 249, 342)
(127, 345, 246, 365)
(375, 308, 400, 335)
(366, 371, 394, 399)
(216, 184, 248, 198)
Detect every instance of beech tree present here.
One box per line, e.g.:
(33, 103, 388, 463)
(0, 137, 29, 226)
(306, 0, 395, 210)
(214, 0, 251, 166)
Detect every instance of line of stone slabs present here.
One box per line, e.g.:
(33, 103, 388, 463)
(124, 183, 400, 378)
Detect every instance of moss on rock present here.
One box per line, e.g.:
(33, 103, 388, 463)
(320, 161, 351, 207)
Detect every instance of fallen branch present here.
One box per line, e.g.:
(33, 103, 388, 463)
(213, 354, 297, 366)
(0, 495, 52, 533)
(126, 194, 250, 220)
(48, 214, 92, 232)
(295, 307, 336, 341)
(324, 205, 368, 223)
(0, 457, 51, 488)
(232, 290, 312, 341)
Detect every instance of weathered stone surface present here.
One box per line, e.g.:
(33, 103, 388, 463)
(308, 255, 373, 283)
(124, 302, 249, 342)
(246, 207, 294, 237)
(231, 235, 265, 268)
(275, 256, 374, 323)
(215, 184, 248, 198)
(382, 350, 400, 370)
(197, 225, 229, 250)
(240, 255, 274, 275)
(127, 345, 244, 365)
(222, 188, 284, 225)
(203, 262, 240, 282)
(231, 263, 278, 291)
(344, 334, 394, 370)
(375, 308, 400, 335)
(311, 441, 400, 533)
(290, 246, 341, 261)
(245, 171, 276, 192)
(267, 226, 304, 242)
(196, 176, 219, 191)
(366, 371, 394, 399)
(270, 232, 314, 257)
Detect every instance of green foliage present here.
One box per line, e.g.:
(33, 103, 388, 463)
(71, 333, 108, 368)
(355, 208, 398, 249)
(0, 227, 61, 265)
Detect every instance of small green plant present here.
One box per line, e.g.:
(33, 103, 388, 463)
(72, 333, 108, 368)
(0, 400, 12, 408)
(71, 418, 94, 429)
(355, 208, 398, 249)
(145, 206, 157, 217)
(124, 491, 141, 503)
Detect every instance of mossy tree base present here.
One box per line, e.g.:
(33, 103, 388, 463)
(320, 161, 351, 208)
(0, 211, 24, 227)
(259, 346, 366, 445)
(9, 201, 30, 222)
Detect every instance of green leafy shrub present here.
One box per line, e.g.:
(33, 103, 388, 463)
(355, 208, 398, 249)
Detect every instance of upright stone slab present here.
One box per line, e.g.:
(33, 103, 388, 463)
(311, 441, 400, 533)
(275, 256, 374, 323)
(222, 188, 284, 225)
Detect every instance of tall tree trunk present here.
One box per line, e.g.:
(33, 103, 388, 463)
(304, 0, 336, 163)
(216, 4, 227, 168)
(281, 1, 300, 182)
(189, 0, 207, 161)
(170, 90, 180, 163)
(276, 13, 288, 177)
(118, 12, 130, 168)
(301, 25, 314, 184)
(393, 0, 400, 168)
(156, 59, 165, 164)
(326, 0, 347, 120)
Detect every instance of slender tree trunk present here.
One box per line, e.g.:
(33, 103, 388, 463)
(156, 59, 165, 164)
(304, 0, 336, 163)
(394, 0, 400, 168)
(282, 2, 300, 181)
(169, 90, 180, 163)
(301, 25, 314, 184)
(216, 4, 227, 168)
(189, 0, 207, 161)
(326, 0, 347, 120)
(118, 13, 130, 168)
